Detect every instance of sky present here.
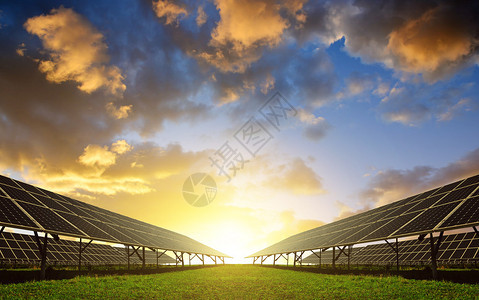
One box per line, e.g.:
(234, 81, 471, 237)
(0, 0, 479, 263)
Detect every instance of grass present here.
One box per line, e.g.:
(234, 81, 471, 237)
(1, 265, 478, 299)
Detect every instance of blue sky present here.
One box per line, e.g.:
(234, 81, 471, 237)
(0, 0, 478, 261)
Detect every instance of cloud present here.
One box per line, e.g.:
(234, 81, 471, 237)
(302, 1, 479, 82)
(78, 140, 133, 168)
(378, 81, 476, 125)
(195, 0, 307, 73)
(24, 7, 126, 95)
(360, 147, 479, 208)
(196, 6, 207, 27)
(78, 144, 117, 168)
(152, 0, 188, 26)
(16, 43, 25, 56)
(106, 102, 133, 119)
(387, 5, 478, 81)
(111, 140, 133, 155)
(346, 72, 374, 96)
(437, 98, 472, 122)
(266, 157, 325, 195)
(297, 109, 330, 141)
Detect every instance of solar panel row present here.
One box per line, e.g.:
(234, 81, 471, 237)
(249, 174, 479, 257)
(301, 232, 479, 265)
(0, 232, 176, 265)
(0, 174, 228, 257)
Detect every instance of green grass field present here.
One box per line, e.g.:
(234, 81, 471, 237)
(1, 265, 478, 299)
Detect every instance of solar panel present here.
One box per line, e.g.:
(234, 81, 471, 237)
(0, 174, 229, 257)
(248, 174, 479, 258)
(302, 232, 479, 266)
(0, 232, 176, 265)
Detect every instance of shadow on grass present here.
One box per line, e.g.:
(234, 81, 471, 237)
(0, 265, 220, 284)
(256, 264, 479, 284)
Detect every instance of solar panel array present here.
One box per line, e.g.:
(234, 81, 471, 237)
(0, 175, 228, 257)
(249, 174, 479, 257)
(0, 232, 176, 265)
(301, 232, 479, 265)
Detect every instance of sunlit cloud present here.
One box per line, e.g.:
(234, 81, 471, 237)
(196, 6, 207, 27)
(265, 157, 325, 195)
(297, 109, 330, 141)
(152, 0, 188, 26)
(78, 144, 118, 168)
(24, 7, 126, 96)
(195, 0, 306, 73)
(106, 102, 133, 119)
(387, 5, 477, 81)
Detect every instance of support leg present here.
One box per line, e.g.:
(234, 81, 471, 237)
(429, 232, 444, 280)
(127, 246, 130, 270)
(332, 247, 335, 269)
(34, 232, 49, 280)
(79, 238, 82, 272)
(142, 247, 145, 269)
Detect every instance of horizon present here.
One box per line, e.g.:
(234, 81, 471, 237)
(1, 0, 479, 264)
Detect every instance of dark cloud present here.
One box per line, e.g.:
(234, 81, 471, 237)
(360, 147, 479, 208)
(302, 0, 479, 82)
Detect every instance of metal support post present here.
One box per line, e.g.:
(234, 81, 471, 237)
(332, 247, 335, 269)
(348, 245, 351, 270)
(429, 231, 444, 280)
(78, 238, 92, 272)
(34, 232, 49, 280)
(142, 247, 145, 269)
(385, 238, 400, 271)
(127, 245, 130, 270)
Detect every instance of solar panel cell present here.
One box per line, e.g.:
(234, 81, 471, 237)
(439, 196, 479, 228)
(15, 202, 82, 235)
(434, 180, 463, 195)
(0, 175, 18, 187)
(0, 184, 42, 206)
(458, 174, 479, 188)
(0, 196, 38, 228)
(395, 202, 458, 235)
(432, 185, 478, 207)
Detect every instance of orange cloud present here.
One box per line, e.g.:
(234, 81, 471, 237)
(78, 145, 118, 168)
(266, 157, 325, 195)
(78, 140, 133, 168)
(111, 140, 133, 155)
(152, 0, 188, 26)
(106, 102, 133, 119)
(24, 7, 125, 95)
(388, 7, 473, 77)
(196, 0, 306, 73)
(196, 6, 207, 27)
